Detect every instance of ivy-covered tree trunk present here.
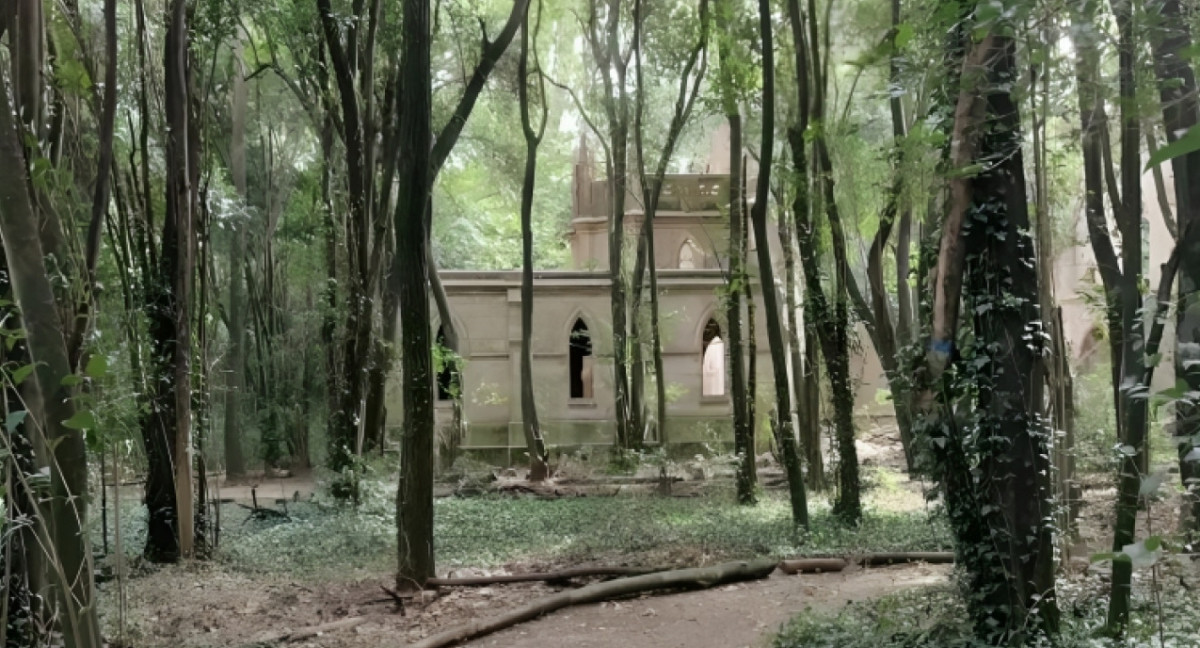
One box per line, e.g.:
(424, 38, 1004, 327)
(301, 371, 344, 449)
(141, 0, 196, 562)
(963, 33, 1059, 639)
(920, 26, 1059, 640)
(790, 0, 860, 522)
(714, 0, 754, 504)
(1148, 0, 1200, 535)
(395, 0, 436, 588)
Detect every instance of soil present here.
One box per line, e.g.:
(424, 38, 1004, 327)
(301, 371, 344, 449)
(104, 560, 951, 648)
(459, 563, 951, 648)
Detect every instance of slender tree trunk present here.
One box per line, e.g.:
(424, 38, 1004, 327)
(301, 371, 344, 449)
(751, 0, 807, 526)
(395, 0, 436, 588)
(1107, 0, 1148, 631)
(518, 0, 550, 481)
(0, 65, 102, 648)
(165, 0, 195, 559)
(715, 0, 754, 503)
(224, 32, 248, 479)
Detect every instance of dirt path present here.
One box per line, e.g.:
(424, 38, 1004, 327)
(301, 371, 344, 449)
(459, 563, 951, 648)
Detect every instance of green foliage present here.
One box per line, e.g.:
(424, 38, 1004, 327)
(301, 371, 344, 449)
(1074, 360, 1120, 473)
(104, 479, 949, 580)
(774, 579, 1200, 648)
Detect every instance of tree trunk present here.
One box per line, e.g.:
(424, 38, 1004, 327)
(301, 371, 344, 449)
(1107, 0, 1148, 631)
(1148, 0, 1200, 536)
(751, 0, 807, 526)
(395, 0, 436, 588)
(0, 64, 102, 648)
(224, 31, 248, 479)
(518, 0, 550, 481)
(962, 33, 1059, 637)
(715, 1, 754, 503)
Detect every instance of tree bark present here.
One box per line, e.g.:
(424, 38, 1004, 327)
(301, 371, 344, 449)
(630, 0, 709, 447)
(715, 0, 754, 504)
(1147, 0, 1200, 536)
(1107, 0, 1147, 631)
(0, 63, 102, 648)
(518, 0, 550, 481)
(395, 0, 436, 588)
(224, 31, 248, 479)
(751, 0, 807, 526)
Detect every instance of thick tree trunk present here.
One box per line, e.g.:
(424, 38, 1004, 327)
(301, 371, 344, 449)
(395, 0, 436, 588)
(751, 0, 807, 526)
(963, 34, 1059, 636)
(1148, 0, 1200, 536)
(0, 67, 102, 648)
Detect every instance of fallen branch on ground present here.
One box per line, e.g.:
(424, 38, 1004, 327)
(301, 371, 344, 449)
(406, 559, 778, 648)
(858, 552, 954, 566)
(778, 558, 847, 574)
(258, 616, 366, 643)
(426, 566, 663, 587)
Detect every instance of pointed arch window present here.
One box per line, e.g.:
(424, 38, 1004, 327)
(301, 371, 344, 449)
(701, 319, 725, 397)
(569, 318, 594, 399)
(679, 239, 701, 269)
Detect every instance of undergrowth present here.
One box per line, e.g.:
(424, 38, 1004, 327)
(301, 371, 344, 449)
(97, 478, 950, 580)
(772, 574, 1200, 648)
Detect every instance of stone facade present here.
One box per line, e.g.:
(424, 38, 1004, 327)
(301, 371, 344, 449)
(384, 136, 891, 462)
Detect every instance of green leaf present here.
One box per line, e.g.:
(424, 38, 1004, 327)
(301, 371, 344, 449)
(10, 363, 37, 386)
(894, 23, 914, 49)
(4, 410, 27, 433)
(60, 374, 83, 387)
(1090, 551, 1117, 563)
(62, 410, 97, 430)
(1145, 123, 1200, 171)
(85, 354, 108, 379)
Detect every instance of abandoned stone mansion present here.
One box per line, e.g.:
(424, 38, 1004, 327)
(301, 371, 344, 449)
(383, 133, 889, 462)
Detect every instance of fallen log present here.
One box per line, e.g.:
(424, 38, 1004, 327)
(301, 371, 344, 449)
(778, 558, 847, 574)
(427, 566, 663, 587)
(858, 552, 954, 566)
(406, 559, 778, 648)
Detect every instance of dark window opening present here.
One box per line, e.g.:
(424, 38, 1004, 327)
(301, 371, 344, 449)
(436, 325, 454, 401)
(569, 318, 593, 399)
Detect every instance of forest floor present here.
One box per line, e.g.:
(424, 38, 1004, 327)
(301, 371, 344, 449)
(96, 424, 1197, 648)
